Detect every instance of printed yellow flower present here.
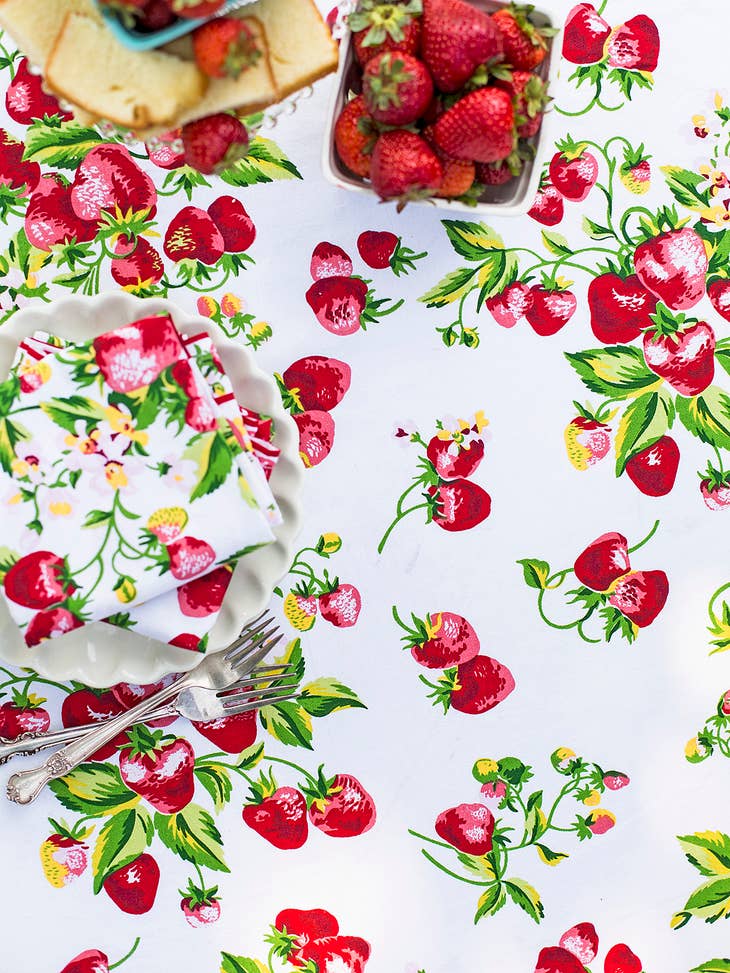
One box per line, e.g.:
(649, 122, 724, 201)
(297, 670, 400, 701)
(103, 405, 149, 446)
(699, 164, 730, 196)
(699, 202, 730, 228)
(65, 427, 100, 455)
(715, 92, 725, 110)
(221, 293, 242, 316)
(104, 461, 128, 490)
(693, 114, 709, 138)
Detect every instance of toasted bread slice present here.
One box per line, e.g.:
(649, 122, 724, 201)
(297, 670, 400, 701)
(46, 12, 208, 130)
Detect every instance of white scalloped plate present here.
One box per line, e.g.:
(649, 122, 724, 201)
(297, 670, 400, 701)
(0, 293, 303, 687)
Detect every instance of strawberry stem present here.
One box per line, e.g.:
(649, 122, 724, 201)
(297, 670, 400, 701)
(109, 938, 141, 971)
(264, 754, 318, 786)
(627, 519, 660, 555)
(377, 500, 430, 554)
(420, 848, 493, 887)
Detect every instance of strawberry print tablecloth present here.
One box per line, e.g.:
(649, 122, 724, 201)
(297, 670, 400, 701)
(0, 2, 729, 971)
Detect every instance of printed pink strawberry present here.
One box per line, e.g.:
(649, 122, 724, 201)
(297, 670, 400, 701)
(620, 144, 651, 194)
(606, 15, 659, 71)
(319, 582, 361, 627)
(559, 922, 599, 964)
(111, 235, 164, 290)
(625, 436, 679, 497)
(528, 179, 564, 226)
(700, 464, 730, 510)
(446, 654, 515, 714)
(180, 879, 221, 927)
(310, 242, 353, 280)
(357, 230, 426, 276)
(93, 314, 181, 393)
(709, 279, 730, 322)
(170, 359, 199, 397)
(534, 946, 586, 973)
(562, 4, 611, 63)
(294, 410, 336, 467)
(307, 772, 376, 838)
(588, 273, 657, 344)
(525, 284, 577, 335)
(193, 709, 257, 753)
(4, 550, 74, 609)
(25, 174, 98, 251)
(177, 565, 233, 617)
(564, 412, 611, 470)
(485, 282, 533, 328)
(167, 537, 216, 581)
(243, 783, 309, 849)
(428, 479, 491, 532)
(40, 827, 89, 889)
(284, 586, 319, 630)
(0, 693, 50, 738)
(185, 395, 218, 432)
(297, 936, 371, 973)
(427, 432, 484, 481)
(362, 51, 433, 126)
(421, 0, 503, 93)
(306, 276, 368, 335)
(25, 607, 83, 645)
(435, 802, 494, 855)
(62, 688, 128, 760)
(207, 195, 255, 253)
(103, 854, 160, 915)
(642, 306, 715, 396)
(119, 726, 195, 813)
(146, 129, 185, 170)
(0, 128, 40, 193)
(70, 145, 156, 222)
(169, 633, 203, 650)
(574, 532, 631, 591)
(164, 205, 225, 265)
(181, 113, 249, 174)
(280, 356, 351, 413)
(634, 227, 708, 310)
(549, 139, 599, 201)
(5, 58, 71, 125)
(393, 607, 480, 668)
(59, 949, 110, 973)
(603, 771, 630, 790)
(604, 943, 643, 973)
(608, 569, 669, 627)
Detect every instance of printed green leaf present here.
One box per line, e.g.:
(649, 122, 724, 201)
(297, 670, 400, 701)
(707, 231, 730, 275)
(524, 803, 546, 843)
(83, 509, 113, 529)
(0, 374, 20, 417)
(185, 430, 234, 501)
(678, 832, 730, 877)
(220, 137, 301, 187)
(258, 700, 313, 749)
(691, 960, 730, 972)
(49, 763, 138, 817)
(661, 165, 712, 210)
(565, 347, 659, 398)
(677, 388, 730, 450)
(582, 216, 614, 241)
(715, 347, 730, 379)
(541, 229, 572, 256)
(474, 883, 505, 922)
(154, 803, 229, 872)
(23, 118, 104, 169)
(536, 843, 568, 866)
(237, 742, 265, 769)
(474, 251, 519, 311)
(299, 678, 366, 718)
(419, 265, 479, 307)
(0, 417, 30, 474)
(681, 877, 730, 923)
(457, 852, 497, 879)
(194, 763, 232, 813)
(517, 558, 551, 590)
(504, 877, 544, 923)
(40, 395, 106, 435)
(91, 806, 153, 893)
(441, 220, 505, 261)
(614, 389, 674, 474)
(220, 954, 268, 973)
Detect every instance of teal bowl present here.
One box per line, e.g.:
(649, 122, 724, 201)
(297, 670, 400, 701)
(94, 1, 250, 51)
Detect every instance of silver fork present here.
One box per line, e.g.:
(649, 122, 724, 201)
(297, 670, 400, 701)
(7, 611, 281, 805)
(0, 663, 298, 766)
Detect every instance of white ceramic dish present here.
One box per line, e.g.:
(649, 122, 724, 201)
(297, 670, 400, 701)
(321, 0, 563, 216)
(0, 293, 303, 687)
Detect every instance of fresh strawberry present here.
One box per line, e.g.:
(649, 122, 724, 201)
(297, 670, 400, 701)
(59, 949, 110, 973)
(4, 550, 73, 609)
(395, 608, 480, 668)
(180, 880, 221, 927)
(625, 436, 679, 496)
(307, 772, 376, 837)
(111, 235, 164, 290)
(421, 0, 503, 93)
(93, 314, 180, 392)
(280, 356, 351, 412)
(357, 230, 425, 275)
(119, 726, 195, 813)
(25, 174, 97, 251)
(433, 88, 514, 164)
(40, 831, 89, 888)
(167, 536, 216, 581)
(562, 3, 611, 63)
(146, 129, 185, 170)
(700, 464, 730, 510)
(70, 144, 156, 222)
(193, 17, 260, 78)
(0, 128, 40, 193)
(634, 227, 708, 310)
(181, 113, 249, 174)
(492, 3, 552, 70)
(306, 276, 368, 335)
(207, 196, 256, 253)
(284, 587, 319, 630)
(103, 854, 160, 914)
(494, 70, 549, 138)
(620, 144, 651, 194)
(334, 96, 377, 178)
(349, 0, 422, 67)
(169, 0, 226, 18)
(362, 51, 433, 126)
(588, 273, 657, 343)
(528, 179, 564, 225)
(427, 433, 484, 480)
(242, 785, 309, 849)
(5, 58, 71, 125)
(135, 0, 176, 31)
(435, 802, 494, 855)
(310, 242, 353, 280)
(177, 565, 232, 617)
(564, 415, 611, 470)
(642, 306, 715, 396)
(549, 141, 599, 201)
(62, 688, 129, 760)
(99, 0, 148, 16)
(25, 607, 83, 646)
(476, 158, 521, 185)
(709, 279, 730, 322)
(319, 583, 361, 627)
(294, 410, 336, 467)
(428, 479, 491, 531)
(606, 15, 659, 71)
(0, 696, 51, 738)
(447, 654, 515, 714)
(525, 284, 577, 335)
(370, 130, 443, 202)
(604, 943, 643, 973)
(534, 947, 585, 973)
(559, 922, 599, 964)
(608, 569, 668, 627)
(574, 532, 630, 591)
(485, 281, 533, 327)
(297, 937, 371, 972)
(436, 156, 477, 198)
(164, 205, 225, 264)
(193, 709, 257, 753)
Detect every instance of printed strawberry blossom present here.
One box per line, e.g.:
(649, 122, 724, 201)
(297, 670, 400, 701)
(410, 749, 630, 924)
(686, 691, 730, 764)
(196, 293, 273, 349)
(277, 535, 362, 632)
(672, 831, 730, 930)
(532, 921, 644, 973)
(276, 355, 351, 468)
(59, 938, 140, 973)
(518, 521, 667, 644)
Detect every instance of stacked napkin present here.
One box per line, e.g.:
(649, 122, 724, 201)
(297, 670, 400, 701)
(0, 314, 281, 651)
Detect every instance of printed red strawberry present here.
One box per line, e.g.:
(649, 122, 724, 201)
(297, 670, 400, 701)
(306, 771, 376, 837)
(492, 3, 553, 70)
(243, 779, 309, 849)
(357, 230, 426, 276)
(93, 314, 180, 393)
(167, 536, 216, 581)
(528, 179, 564, 226)
(392, 607, 480, 668)
(0, 692, 50, 738)
(146, 129, 185, 170)
(177, 565, 232, 617)
(70, 144, 156, 222)
(40, 826, 90, 889)
(370, 130, 443, 203)
(421, 0, 503, 93)
(185, 395, 218, 432)
(103, 853, 160, 915)
(4, 550, 74, 609)
(5, 58, 71, 125)
(428, 479, 491, 532)
(642, 305, 715, 396)
(275, 907, 340, 944)
(62, 688, 129, 760)
(25, 607, 83, 646)
(606, 15, 659, 71)
(207, 196, 255, 253)
(25, 174, 98, 251)
(525, 283, 577, 335)
(634, 227, 708, 310)
(562, 4, 611, 63)
(111, 235, 164, 290)
(362, 52, 433, 126)
(604, 943, 643, 973)
(435, 802, 494, 855)
(534, 947, 586, 973)
(135, 0, 176, 30)
(442, 654, 515, 714)
(494, 70, 549, 138)
(334, 95, 377, 178)
(297, 936, 371, 973)
(549, 139, 599, 201)
(319, 582, 361, 627)
(427, 433, 484, 480)
(193, 17, 260, 78)
(180, 879, 221, 927)
(349, 0, 422, 67)
(170, 0, 226, 19)
(700, 464, 730, 510)
(486, 281, 533, 328)
(294, 410, 335, 467)
(111, 674, 178, 729)
(433, 88, 514, 164)
(588, 273, 657, 344)
(305, 276, 368, 335)
(625, 435, 679, 496)
(280, 356, 351, 412)
(574, 532, 631, 591)
(164, 205, 225, 264)
(709, 279, 730, 321)
(0, 128, 40, 193)
(59, 949, 110, 973)
(181, 113, 249, 174)
(119, 726, 195, 813)
(620, 144, 651, 194)
(608, 569, 668, 627)
(310, 242, 353, 280)
(193, 709, 257, 753)
(559, 922, 599, 964)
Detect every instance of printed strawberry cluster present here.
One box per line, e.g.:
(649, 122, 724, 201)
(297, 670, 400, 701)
(533, 920, 644, 973)
(334, 0, 555, 205)
(686, 690, 730, 765)
(277, 353, 351, 469)
(278, 537, 362, 631)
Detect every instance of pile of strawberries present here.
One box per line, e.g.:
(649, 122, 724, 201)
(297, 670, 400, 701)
(334, 0, 555, 206)
(99, 0, 230, 36)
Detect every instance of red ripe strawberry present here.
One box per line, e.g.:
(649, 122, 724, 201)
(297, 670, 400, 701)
(350, 0, 422, 67)
(528, 180, 564, 226)
(435, 802, 494, 855)
(357, 230, 425, 275)
(25, 607, 83, 646)
(164, 205, 225, 264)
(103, 854, 160, 914)
(0, 698, 50, 738)
(294, 410, 335, 467)
(0, 128, 40, 193)
(559, 922, 599, 964)
(574, 532, 631, 591)
(395, 608, 480, 668)
(534, 946, 586, 973)
(608, 569, 668, 627)
(25, 175, 97, 251)
(421, 0, 503, 93)
(4, 550, 73, 609)
(306, 276, 368, 334)
(334, 96, 377, 178)
(193, 709, 257, 753)
(207, 196, 255, 253)
(170, 0, 226, 19)
(5, 58, 71, 125)
(242, 785, 309, 849)
(625, 435, 679, 496)
(494, 70, 549, 138)
(307, 773, 376, 837)
(709, 279, 730, 321)
(604, 943, 643, 973)
(167, 536, 216, 581)
(280, 356, 351, 412)
(177, 565, 232, 617)
(448, 654, 515, 714)
(476, 158, 521, 185)
(298, 937, 371, 973)
(135, 0, 176, 31)
(525, 285, 577, 335)
(433, 88, 514, 164)
(564, 415, 611, 470)
(62, 688, 128, 760)
(428, 479, 491, 532)
(193, 17, 260, 78)
(643, 317, 715, 397)
(549, 143, 599, 201)
(93, 313, 180, 392)
(59, 949, 109, 973)
(427, 434, 484, 480)
(111, 235, 164, 290)
(634, 227, 708, 310)
(436, 156, 477, 198)
(180, 884, 221, 927)
(370, 130, 443, 202)
(562, 4, 611, 63)
(492, 3, 551, 70)
(70, 144, 156, 222)
(486, 281, 533, 328)
(310, 242, 353, 280)
(362, 52, 433, 126)
(275, 907, 339, 942)
(146, 129, 185, 170)
(181, 113, 249, 174)
(588, 273, 657, 344)
(319, 583, 361, 627)
(119, 727, 195, 813)
(606, 15, 659, 71)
